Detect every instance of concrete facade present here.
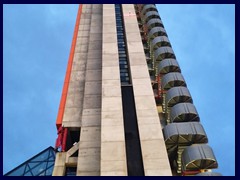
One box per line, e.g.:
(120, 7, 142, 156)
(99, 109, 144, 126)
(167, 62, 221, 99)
(53, 4, 172, 176)
(101, 4, 127, 176)
(122, 5, 171, 176)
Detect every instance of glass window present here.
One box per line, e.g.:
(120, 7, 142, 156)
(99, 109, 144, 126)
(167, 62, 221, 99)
(118, 42, 125, 46)
(120, 72, 129, 77)
(117, 35, 124, 39)
(118, 38, 124, 42)
(115, 4, 131, 85)
(119, 57, 127, 60)
(121, 76, 130, 82)
(119, 54, 127, 58)
(117, 32, 123, 35)
(120, 64, 128, 68)
(116, 22, 122, 26)
(118, 41, 125, 45)
(118, 50, 126, 54)
(120, 69, 129, 73)
(65, 167, 77, 176)
(118, 47, 125, 51)
(119, 61, 127, 65)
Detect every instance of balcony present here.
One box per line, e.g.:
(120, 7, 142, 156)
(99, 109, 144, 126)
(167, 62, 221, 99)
(146, 18, 164, 29)
(151, 36, 171, 50)
(154, 47, 176, 62)
(158, 59, 181, 74)
(161, 72, 186, 90)
(181, 144, 218, 171)
(144, 11, 161, 23)
(141, 4, 158, 16)
(165, 87, 192, 107)
(170, 102, 200, 123)
(163, 122, 208, 156)
(148, 27, 167, 40)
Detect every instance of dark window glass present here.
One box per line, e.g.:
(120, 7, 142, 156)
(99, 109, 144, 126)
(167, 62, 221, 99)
(118, 45, 125, 48)
(119, 61, 127, 65)
(120, 64, 128, 68)
(120, 69, 129, 73)
(119, 57, 127, 60)
(119, 54, 127, 58)
(118, 39, 124, 42)
(120, 72, 129, 77)
(117, 35, 124, 39)
(115, 4, 131, 85)
(121, 77, 130, 82)
(121, 87, 145, 176)
(65, 167, 77, 176)
(119, 50, 126, 54)
(118, 47, 125, 51)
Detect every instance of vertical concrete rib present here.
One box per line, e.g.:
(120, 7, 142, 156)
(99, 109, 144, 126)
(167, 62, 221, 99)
(56, 5, 83, 128)
(122, 4, 172, 176)
(52, 153, 67, 176)
(62, 4, 90, 128)
(100, 4, 127, 176)
(76, 4, 102, 176)
(53, 5, 83, 176)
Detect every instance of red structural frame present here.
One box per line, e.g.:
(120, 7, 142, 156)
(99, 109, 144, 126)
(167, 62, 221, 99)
(182, 170, 201, 176)
(55, 5, 82, 152)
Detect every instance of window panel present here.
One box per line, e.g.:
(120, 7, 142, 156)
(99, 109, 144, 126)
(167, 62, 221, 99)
(115, 4, 131, 85)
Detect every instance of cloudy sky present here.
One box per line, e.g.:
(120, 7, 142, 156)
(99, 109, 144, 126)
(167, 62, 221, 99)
(3, 4, 235, 176)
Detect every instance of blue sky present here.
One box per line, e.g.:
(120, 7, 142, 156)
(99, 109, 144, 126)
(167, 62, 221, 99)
(3, 4, 235, 176)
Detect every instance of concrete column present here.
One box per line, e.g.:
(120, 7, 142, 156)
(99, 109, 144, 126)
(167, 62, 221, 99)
(52, 153, 66, 176)
(122, 4, 172, 176)
(100, 4, 127, 176)
(62, 4, 91, 128)
(77, 4, 102, 176)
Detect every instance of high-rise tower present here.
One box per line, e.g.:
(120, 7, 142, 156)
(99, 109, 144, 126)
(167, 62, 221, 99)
(52, 4, 220, 176)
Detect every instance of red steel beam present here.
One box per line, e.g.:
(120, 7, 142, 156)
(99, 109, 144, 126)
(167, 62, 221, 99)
(56, 5, 83, 128)
(182, 170, 201, 176)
